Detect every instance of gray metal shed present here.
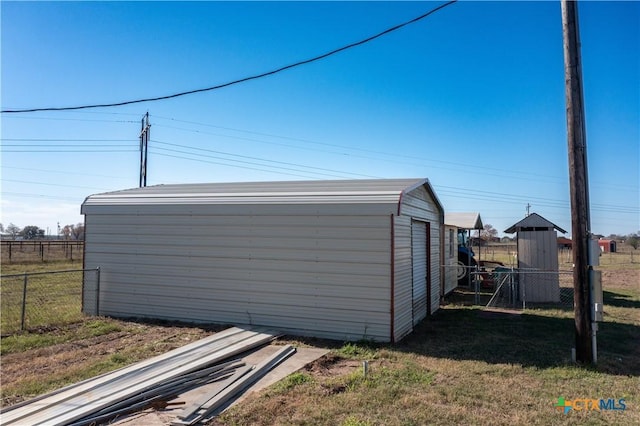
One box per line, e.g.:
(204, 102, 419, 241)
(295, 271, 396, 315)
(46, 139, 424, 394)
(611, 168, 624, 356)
(504, 213, 567, 302)
(81, 178, 444, 342)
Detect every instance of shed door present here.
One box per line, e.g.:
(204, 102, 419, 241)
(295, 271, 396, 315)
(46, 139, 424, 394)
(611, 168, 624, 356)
(411, 220, 428, 325)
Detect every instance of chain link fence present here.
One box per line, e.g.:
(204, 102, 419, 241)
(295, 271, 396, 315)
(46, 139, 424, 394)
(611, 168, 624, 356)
(480, 268, 574, 310)
(0, 268, 99, 335)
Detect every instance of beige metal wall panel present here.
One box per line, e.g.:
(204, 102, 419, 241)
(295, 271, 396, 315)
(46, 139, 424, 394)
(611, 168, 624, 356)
(411, 220, 428, 325)
(83, 178, 444, 342)
(391, 183, 444, 341)
(83, 209, 392, 341)
(517, 230, 560, 302)
(443, 225, 458, 295)
(82, 202, 398, 217)
(393, 216, 413, 341)
(400, 185, 442, 315)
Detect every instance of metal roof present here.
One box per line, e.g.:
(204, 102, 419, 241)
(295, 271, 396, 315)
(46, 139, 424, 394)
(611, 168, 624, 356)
(504, 213, 567, 234)
(82, 178, 442, 210)
(444, 212, 483, 230)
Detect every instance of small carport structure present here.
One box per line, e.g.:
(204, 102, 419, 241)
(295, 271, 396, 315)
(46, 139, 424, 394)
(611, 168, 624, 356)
(81, 178, 444, 342)
(443, 212, 483, 293)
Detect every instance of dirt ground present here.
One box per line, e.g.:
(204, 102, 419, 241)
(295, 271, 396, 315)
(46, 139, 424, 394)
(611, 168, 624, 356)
(601, 268, 639, 292)
(1, 268, 637, 410)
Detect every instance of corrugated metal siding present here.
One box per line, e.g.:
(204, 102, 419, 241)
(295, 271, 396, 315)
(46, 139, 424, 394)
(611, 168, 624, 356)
(82, 179, 426, 210)
(83, 207, 392, 341)
(393, 216, 413, 341)
(400, 186, 442, 315)
(83, 178, 444, 343)
(411, 221, 427, 325)
(82, 215, 98, 315)
(517, 230, 560, 302)
(393, 184, 443, 340)
(444, 225, 458, 295)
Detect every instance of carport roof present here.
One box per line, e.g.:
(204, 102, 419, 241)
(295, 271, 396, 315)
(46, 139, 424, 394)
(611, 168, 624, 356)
(82, 178, 443, 213)
(444, 212, 483, 230)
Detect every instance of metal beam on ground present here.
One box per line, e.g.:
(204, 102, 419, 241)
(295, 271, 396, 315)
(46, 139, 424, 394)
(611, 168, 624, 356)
(172, 345, 297, 426)
(0, 327, 278, 426)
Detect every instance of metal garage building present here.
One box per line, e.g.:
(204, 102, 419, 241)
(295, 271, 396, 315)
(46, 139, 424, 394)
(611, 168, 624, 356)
(81, 178, 444, 342)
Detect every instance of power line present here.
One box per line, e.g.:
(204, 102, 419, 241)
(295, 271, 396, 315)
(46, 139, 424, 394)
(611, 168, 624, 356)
(151, 151, 324, 180)
(3, 145, 134, 149)
(1, 178, 110, 191)
(144, 145, 638, 215)
(1, 191, 81, 202)
(1, 115, 139, 123)
(150, 139, 380, 179)
(2, 165, 132, 180)
(2, 149, 138, 153)
(1, 138, 135, 142)
(435, 185, 638, 214)
(0, 1, 458, 113)
(152, 115, 639, 192)
(150, 146, 360, 180)
(152, 122, 573, 185)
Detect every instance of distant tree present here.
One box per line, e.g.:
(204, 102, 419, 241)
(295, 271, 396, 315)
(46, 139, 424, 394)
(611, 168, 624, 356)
(20, 225, 45, 240)
(71, 223, 85, 240)
(6, 223, 20, 239)
(62, 225, 72, 240)
(64, 223, 85, 240)
(479, 224, 499, 242)
(0, 223, 4, 233)
(627, 234, 639, 250)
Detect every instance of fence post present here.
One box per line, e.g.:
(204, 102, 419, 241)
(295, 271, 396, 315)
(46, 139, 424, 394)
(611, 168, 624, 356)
(8, 242, 12, 262)
(21, 273, 28, 331)
(96, 267, 101, 316)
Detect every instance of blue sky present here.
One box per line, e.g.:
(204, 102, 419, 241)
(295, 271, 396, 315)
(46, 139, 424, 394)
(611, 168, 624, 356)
(1, 1, 638, 238)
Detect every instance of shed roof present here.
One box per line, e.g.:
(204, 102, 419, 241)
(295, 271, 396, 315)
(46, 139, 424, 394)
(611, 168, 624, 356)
(444, 212, 483, 230)
(504, 213, 567, 234)
(82, 178, 443, 213)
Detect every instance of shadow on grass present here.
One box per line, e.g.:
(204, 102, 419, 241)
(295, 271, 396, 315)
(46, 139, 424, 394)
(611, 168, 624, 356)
(397, 307, 640, 376)
(604, 290, 640, 309)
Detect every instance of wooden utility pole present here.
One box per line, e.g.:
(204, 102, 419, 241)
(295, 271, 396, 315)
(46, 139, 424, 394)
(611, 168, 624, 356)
(139, 112, 151, 187)
(561, 0, 594, 364)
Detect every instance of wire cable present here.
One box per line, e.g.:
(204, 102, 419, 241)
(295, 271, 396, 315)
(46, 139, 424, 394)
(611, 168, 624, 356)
(150, 139, 380, 179)
(1, 1, 457, 113)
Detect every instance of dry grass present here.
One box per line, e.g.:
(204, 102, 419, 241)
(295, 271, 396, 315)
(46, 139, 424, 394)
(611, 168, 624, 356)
(218, 264, 639, 426)
(1, 256, 638, 424)
(0, 240, 83, 264)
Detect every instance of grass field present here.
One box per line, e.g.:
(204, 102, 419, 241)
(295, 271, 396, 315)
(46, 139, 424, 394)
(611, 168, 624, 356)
(0, 240, 83, 264)
(0, 261, 91, 335)
(218, 257, 639, 425)
(0, 253, 638, 424)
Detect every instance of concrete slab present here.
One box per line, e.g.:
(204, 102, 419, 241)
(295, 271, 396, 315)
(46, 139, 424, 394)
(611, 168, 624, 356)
(111, 345, 328, 425)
